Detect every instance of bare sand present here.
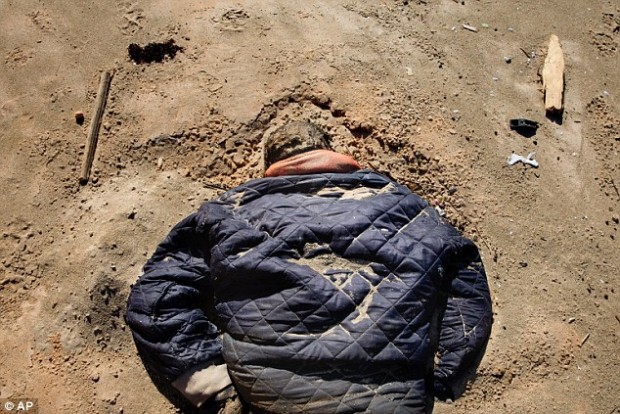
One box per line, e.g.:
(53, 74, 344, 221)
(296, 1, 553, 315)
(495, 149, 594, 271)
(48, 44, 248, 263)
(1, 1, 618, 413)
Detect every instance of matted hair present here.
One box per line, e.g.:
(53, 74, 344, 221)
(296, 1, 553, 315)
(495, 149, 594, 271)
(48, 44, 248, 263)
(263, 121, 331, 169)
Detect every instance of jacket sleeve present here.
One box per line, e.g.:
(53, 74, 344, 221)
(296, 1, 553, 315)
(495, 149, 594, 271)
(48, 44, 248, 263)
(126, 211, 226, 392)
(434, 249, 493, 400)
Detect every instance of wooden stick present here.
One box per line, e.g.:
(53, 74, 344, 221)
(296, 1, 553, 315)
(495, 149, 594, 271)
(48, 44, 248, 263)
(542, 35, 564, 115)
(80, 70, 113, 185)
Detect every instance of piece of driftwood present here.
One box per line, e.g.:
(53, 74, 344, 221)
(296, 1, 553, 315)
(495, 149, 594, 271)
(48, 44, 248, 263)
(80, 70, 113, 185)
(542, 35, 564, 115)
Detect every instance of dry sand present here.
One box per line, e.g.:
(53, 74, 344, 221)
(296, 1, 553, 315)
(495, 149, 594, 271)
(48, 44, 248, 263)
(1, 0, 618, 413)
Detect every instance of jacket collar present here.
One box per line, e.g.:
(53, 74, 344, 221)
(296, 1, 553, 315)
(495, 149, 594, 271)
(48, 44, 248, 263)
(265, 150, 361, 177)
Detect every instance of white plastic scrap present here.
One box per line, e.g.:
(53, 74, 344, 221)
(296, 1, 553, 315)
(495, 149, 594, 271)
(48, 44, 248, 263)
(508, 152, 539, 168)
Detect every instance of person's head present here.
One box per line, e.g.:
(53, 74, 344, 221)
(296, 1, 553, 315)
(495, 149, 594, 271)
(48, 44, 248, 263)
(263, 121, 331, 170)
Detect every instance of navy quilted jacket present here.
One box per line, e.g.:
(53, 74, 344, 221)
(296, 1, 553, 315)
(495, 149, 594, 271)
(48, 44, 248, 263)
(127, 171, 492, 413)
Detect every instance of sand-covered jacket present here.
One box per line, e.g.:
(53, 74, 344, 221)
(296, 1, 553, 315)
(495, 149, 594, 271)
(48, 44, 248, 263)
(126, 170, 493, 413)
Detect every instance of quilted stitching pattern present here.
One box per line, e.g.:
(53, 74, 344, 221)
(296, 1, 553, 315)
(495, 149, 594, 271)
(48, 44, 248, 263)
(126, 170, 493, 413)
